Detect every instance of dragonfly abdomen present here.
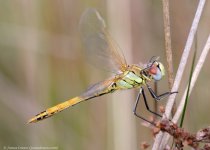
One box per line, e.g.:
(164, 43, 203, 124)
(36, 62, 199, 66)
(28, 97, 83, 123)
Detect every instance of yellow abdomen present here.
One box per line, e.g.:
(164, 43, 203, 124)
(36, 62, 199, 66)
(28, 97, 82, 123)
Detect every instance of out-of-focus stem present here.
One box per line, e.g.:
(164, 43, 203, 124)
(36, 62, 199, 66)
(162, 0, 174, 90)
(152, 0, 206, 149)
(173, 34, 210, 123)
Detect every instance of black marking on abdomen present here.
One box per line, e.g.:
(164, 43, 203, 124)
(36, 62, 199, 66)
(37, 117, 42, 121)
(42, 114, 48, 119)
(50, 111, 56, 115)
(112, 82, 117, 88)
(35, 111, 46, 116)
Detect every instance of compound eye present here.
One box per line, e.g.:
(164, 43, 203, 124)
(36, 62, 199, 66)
(149, 62, 164, 81)
(149, 64, 158, 75)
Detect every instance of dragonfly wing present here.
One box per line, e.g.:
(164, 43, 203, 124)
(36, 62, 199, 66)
(81, 77, 115, 99)
(79, 8, 128, 72)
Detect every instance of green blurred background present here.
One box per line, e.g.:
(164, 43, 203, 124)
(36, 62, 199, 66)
(0, 0, 210, 150)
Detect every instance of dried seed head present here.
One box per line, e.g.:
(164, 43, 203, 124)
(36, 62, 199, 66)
(140, 141, 150, 149)
(159, 105, 165, 113)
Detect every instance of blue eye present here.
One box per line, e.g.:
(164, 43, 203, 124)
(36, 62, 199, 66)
(153, 69, 162, 81)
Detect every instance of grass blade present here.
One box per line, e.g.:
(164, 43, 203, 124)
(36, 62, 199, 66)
(179, 49, 197, 127)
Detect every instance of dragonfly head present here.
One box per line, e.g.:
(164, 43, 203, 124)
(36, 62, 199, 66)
(148, 61, 165, 81)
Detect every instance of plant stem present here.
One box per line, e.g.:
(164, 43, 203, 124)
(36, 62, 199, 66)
(162, 0, 174, 90)
(152, 0, 206, 149)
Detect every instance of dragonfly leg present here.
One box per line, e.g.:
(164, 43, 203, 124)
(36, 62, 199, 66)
(146, 84, 178, 101)
(141, 87, 162, 118)
(133, 87, 158, 125)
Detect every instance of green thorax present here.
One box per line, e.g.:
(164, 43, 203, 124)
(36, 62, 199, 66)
(115, 65, 152, 90)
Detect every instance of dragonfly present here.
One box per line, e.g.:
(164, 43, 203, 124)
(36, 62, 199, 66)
(28, 8, 176, 124)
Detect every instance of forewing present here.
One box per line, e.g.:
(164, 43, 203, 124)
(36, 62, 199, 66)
(79, 8, 128, 72)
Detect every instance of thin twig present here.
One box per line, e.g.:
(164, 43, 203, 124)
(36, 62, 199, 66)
(159, 33, 209, 150)
(162, 0, 174, 90)
(173, 34, 210, 123)
(155, 0, 174, 146)
(152, 0, 206, 149)
(162, 0, 177, 125)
